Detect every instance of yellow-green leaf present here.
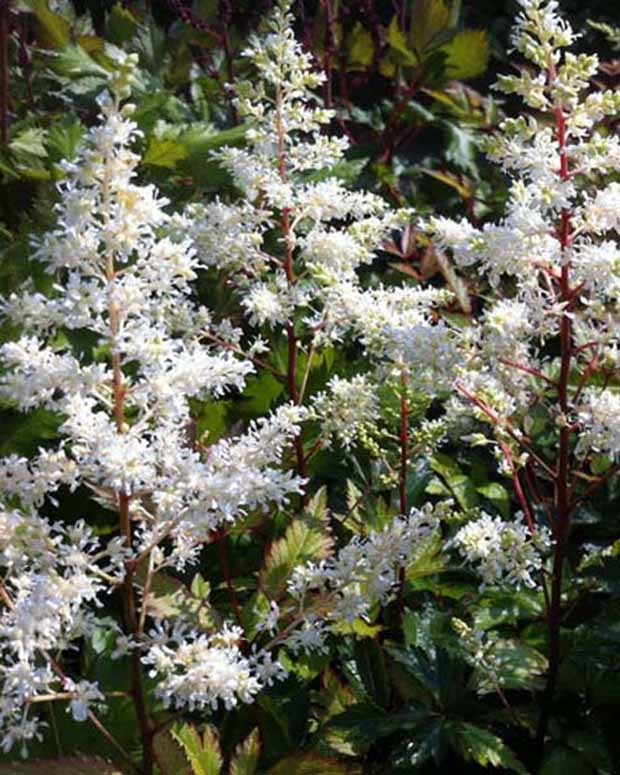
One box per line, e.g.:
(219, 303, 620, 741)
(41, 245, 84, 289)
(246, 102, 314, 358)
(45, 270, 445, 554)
(153, 729, 193, 775)
(386, 16, 417, 66)
(410, 0, 450, 56)
(347, 23, 374, 69)
(260, 517, 333, 598)
(230, 729, 261, 775)
(440, 29, 490, 80)
(24, 0, 71, 48)
(144, 138, 189, 168)
(267, 754, 361, 775)
(172, 724, 223, 775)
(421, 168, 472, 199)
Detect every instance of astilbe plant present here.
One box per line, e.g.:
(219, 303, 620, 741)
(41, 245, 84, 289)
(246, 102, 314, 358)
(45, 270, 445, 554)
(428, 0, 620, 759)
(181, 0, 457, 516)
(0, 49, 310, 770)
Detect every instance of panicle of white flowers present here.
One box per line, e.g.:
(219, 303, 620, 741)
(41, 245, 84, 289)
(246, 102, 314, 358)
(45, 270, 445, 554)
(451, 513, 552, 589)
(425, 0, 620, 465)
(283, 506, 440, 653)
(142, 622, 285, 712)
(0, 510, 127, 753)
(182, 0, 450, 400)
(576, 388, 620, 461)
(310, 375, 379, 449)
(320, 282, 457, 388)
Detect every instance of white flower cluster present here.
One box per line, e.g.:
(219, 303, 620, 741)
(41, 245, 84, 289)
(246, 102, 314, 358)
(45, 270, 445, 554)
(0, 511, 125, 753)
(426, 0, 620, 465)
(180, 0, 452, 412)
(142, 623, 284, 712)
(284, 507, 439, 653)
(310, 375, 379, 449)
(452, 513, 552, 589)
(577, 389, 620, 461)
(321, 282, 457, 388)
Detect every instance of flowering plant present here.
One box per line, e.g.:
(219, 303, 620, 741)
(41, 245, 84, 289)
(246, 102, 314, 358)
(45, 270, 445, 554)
(1, 0, 620, 773)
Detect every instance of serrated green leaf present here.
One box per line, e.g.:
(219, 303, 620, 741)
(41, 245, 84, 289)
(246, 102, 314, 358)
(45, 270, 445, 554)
(386, 16, 417, 66)
(230, 729, 261, 775)
(24, 0, 71, 47)
(476, 482, 510, 517)
(452, 722, 529, 774)
(410, 0, 450, 56)
(0, 408, 60, 456)
(260, 518, 333, 598)
(440, 29, 490, 80)
(473, 639, 547, 693)
(50, 44, 110, 79)
(143, 137, 189, 168)
(328, 703, 427, 745)
(239, 371, 283, 418)
(353, 639, 391, 708)
(106, 3, 138, 45)
(46, 113, 85, 162)
(430, 452, 479, 510)
(10, 128, 47, 159)
(154, 729, 193, 775)
(172, 724, 222, 775)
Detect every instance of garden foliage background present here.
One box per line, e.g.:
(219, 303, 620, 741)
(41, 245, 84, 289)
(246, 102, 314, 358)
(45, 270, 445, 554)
(2, 1, 620, 774)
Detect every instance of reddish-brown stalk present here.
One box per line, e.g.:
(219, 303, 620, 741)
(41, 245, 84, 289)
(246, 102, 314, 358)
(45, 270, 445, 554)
(275, 86, 308, 489)
(535, 65, 574, 755)
(105, 239, 153, 773)
(399, 368, 409, 517)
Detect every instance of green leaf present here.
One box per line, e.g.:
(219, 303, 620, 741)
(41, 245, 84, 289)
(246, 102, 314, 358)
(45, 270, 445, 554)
(10, 128, 48, 160)
(230, 729, 261, 775)
(24, 0, 71, 47)
(353, 639, 391, 708)
(46, 113, 85, 162)
(406, 532, 446, 582)
(172, 724, 222, 775)
(106, 3, 138, 45)
(238, 371, 284, 419)
(476, 482, 510, 518)
(328, 703, 427, 745)
(153, 729, 193, 775)
(386, 16, 417, 66)
(0, 758, 124, 775)
(143, 137, 189, 168)
(429, 452, 479, 510)
(410, 0, 450, 56)
(0, 408, 60, 456)
(440, 29, 490, 79)
(473, 639, 547, 693)
(452, 722, 529, 774)
(347, 23, 374, 69)
(260, 517, 333, 598)
(50, 44, 110, 79)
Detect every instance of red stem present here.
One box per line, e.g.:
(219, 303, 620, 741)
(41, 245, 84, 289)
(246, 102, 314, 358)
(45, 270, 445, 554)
(500, 441, 535, 534)
(275, 87, 308, 490)
(536, 87, 574, 756)
(399, 369, 409, 516)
